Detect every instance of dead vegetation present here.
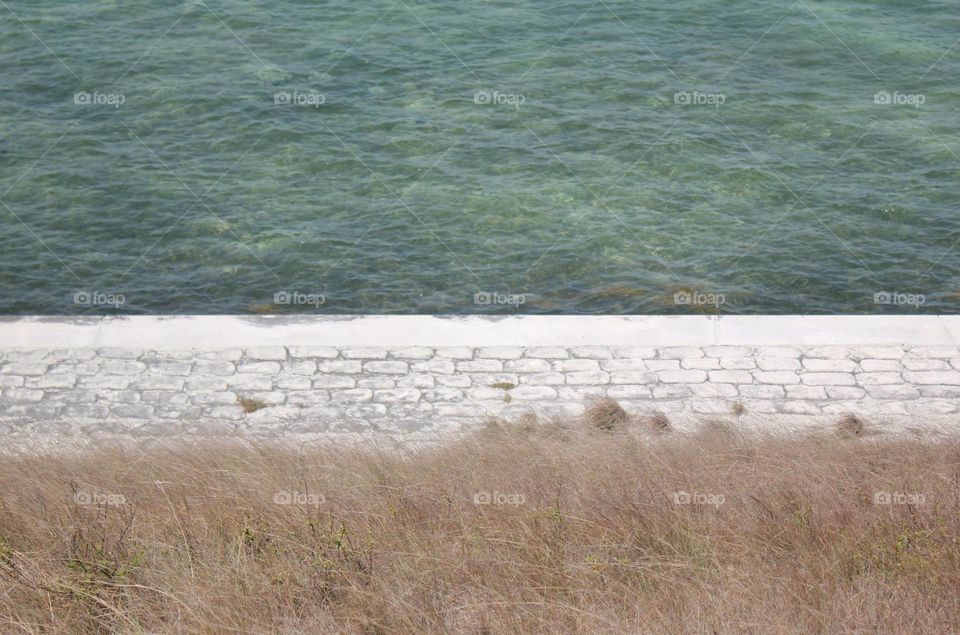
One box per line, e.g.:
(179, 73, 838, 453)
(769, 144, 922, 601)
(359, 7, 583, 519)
(0, 410, 957, 633)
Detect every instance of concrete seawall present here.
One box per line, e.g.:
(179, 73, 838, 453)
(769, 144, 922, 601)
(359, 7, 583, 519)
(1, 316, 959, 439)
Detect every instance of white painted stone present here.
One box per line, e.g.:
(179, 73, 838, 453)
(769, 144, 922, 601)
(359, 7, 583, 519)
(688, 383, 739, 398)
(825, 387, 865, 400)
(709, 370, 753, 384)
(435, 347, 474, 359)
(364, 361, 409, 375)
(784, 385, 827, 400)
(6, 389, 43, 402)
(652, 385, 692, 399)
(738, 385, 784, 399)
(856, 372, 902, 385)
(859, 359, 901, 372)
(505, 359, 552, 373)
(194, 360, 235, 375)
(613, 347, 657, 359)
(436, 375, 472, 388)
(288, 346, 339, 359)
(802, 359, 857, 372)
(660, 346, 704, 359)
(396, 374, 436, 389)
(275, 376, 311, 390)
(906, 346, 958, 359)
(644, 360, 681, 371)
(284, 360, 317, 375)
(99, 360, 147, 375)
(606, 385, 652, 399)
(411, 360, 456, 374)
(599, 359, 648, 371)
(754, 371, 800, 385)
(682, 358, 720, 370)
(389, 347, 434, 360)
(246, 346, 287, 361)
(553, 359, 600, 372)
(704, 346, 751, 357)
(457, 360, 503, 373)
(658, 370, 707, 384)
(187, 376, 229, 391)
(191, 392, 237, 405)
(317, 360, 362, 374)
(312, 376, 356, 389)
(901, 359, 950, 371)
(853, 346, 904, 360)
(357, 377, 396, 389)
(803, 346, 849, 359)
(511, 386, 558, 400)
(719, 358, 755, 370)
(525, 347, 569, 359)
(610, 371, 655, 385)
(228, 375, 273, 391)
(754, 346, 801, 358)
(342, 348, 389, 359)
(566, 371, 610, 385)
(689, 400, 729, 414)
(238, 362, 281, 374)
(556, 386, 605, 400)
(918, 385, 960, 398)
(800, 373, 855, 386)
(330, 389, 373, 403)
(519, 372, 565, 386)
(904, 371, 960, 385)
(570, 346, 613, 359)
(373, 388, 420, 403)
(26, 374, 76, 389)
(199, 349, 244, 361)
(478, 347, 524, 360)
(867, 385, 920, 400)
(756, 357, 801, 371)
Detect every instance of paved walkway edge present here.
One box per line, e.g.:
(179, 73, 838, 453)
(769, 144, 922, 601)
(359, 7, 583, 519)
(1, 316, 958, 436)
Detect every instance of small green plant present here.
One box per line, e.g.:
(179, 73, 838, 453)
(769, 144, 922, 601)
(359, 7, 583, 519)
(491, 381, 516, 402)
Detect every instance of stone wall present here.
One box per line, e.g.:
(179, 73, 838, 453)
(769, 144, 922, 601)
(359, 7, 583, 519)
(1, 317, 959, 437)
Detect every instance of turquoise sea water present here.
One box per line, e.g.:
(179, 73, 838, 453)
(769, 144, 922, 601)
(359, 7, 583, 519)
(0, 0, 958, 314)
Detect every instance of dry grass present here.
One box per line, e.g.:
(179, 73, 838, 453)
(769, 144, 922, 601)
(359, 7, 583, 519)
(237, 397, 267, 414)
(1, 417, 959, 634)
(583, 397, 629, 430)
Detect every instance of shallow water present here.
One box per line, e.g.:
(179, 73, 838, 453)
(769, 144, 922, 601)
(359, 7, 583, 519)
(0, 0, 957, 314)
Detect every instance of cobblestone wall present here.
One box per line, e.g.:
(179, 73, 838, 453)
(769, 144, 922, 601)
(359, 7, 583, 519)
(2, 344, 959, 433)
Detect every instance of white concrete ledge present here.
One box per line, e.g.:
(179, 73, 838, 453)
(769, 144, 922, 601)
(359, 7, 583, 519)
(0, 315, 957, 349)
